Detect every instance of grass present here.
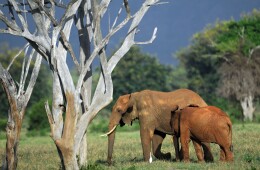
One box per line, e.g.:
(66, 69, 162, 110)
(1, 123, 260, 169)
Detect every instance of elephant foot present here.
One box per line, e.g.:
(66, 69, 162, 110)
(107, 158, 113, 166)
(154, 152, 171, 160)
(174, 158, 181, 162)
(204, 154, 214, 162)
(183, 159, 190, 163)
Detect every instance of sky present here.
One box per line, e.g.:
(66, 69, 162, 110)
(137, 0, 260, 65)
(1, 0, 260, 66)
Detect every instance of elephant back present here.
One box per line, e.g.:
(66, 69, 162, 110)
(170, 89, 207, 109)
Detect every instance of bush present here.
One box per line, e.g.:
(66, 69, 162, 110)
(26, 129, 49, 137)
(0, 118, 6, 132)
(27, 99, 51, 132)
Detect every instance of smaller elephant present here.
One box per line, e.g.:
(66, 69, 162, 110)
(171, 105, 234, 162)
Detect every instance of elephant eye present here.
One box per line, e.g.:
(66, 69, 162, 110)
(117, 108, 122, 113)
(126, 106, 133, 113)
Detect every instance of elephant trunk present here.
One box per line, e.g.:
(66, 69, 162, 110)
(106, 112, 124, 165)
(107, 124, 116, 165)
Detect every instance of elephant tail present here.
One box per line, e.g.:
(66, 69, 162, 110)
(227, 119, 233, 152)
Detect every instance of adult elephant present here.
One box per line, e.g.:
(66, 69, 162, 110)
(102, 89, 212, 164)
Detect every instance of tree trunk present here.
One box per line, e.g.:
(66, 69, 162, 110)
(3, 110, 25, 170)
(78, 133, 87, 167)
(54, 92, 79, 169)
(240, 95, 255, 121)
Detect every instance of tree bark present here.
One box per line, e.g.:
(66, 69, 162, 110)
(3, 110, 25, 170)
(54, 92, 78, 170)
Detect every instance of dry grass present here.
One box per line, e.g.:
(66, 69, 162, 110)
(1, 123, 260, 169)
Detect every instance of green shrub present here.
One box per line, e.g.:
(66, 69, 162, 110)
(0, 118, 6, 132)
(26, 129, 49, 137)
(27, 99, 51, 132)
(89, 119, 109, 133)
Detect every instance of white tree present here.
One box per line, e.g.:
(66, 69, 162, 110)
(0, 44, 42, 170)
(0, 0, 162, 169)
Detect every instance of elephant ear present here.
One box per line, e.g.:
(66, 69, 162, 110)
(188, 104, 199, 107)
(171, 105, 179, 113)
(116, 94, 132, 114)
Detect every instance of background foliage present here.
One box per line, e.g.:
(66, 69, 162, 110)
(176, 9, 260, 121)
(0, 9, 260, 135)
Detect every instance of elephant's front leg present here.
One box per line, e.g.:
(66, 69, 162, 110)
(180, 129, 190, 162)
(140, 127, 154, 162)
(192, 140, 204, 162)
(152, 130, 171, 160)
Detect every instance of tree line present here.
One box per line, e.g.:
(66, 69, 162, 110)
(1, 9, 260, 136)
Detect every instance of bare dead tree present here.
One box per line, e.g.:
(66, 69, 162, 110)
(1, 0, 162, 169)
(0, 46, 42, 170)
(217, 46, 260, 121)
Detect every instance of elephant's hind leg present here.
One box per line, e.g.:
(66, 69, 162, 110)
(152, 130, 171, 160)
(201, 142, 214, 162)
(219, 146, 226, 161)
(221, 145, 234, 162)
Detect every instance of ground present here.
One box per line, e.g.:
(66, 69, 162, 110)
(0, 123, 260, 169)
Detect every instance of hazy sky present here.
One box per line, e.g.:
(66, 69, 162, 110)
(1, 0, 260, 66)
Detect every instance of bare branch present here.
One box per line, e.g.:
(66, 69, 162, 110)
(45, 100, 55, 138)
(17, 49, 27, 96)
(76, 14, 133, 93)
(24, 53, 42, 105)
(0, 63, 18, 110)
(98, 0, 112, 17)
(0, 0, 67, 8)
(123, 0, 131, 16)
(108, 0, 160, 73)
(150, 1, 169, 5)
(27, 0, 49, 40)
(60, 31, 80, 70)
(0, 12, 21, 32)
(135, 27, 157, 45)
(26, 38, 50, 61)
(75, 0, 93, 110)
(58, 0, 83, 29)
(111, 2, 124, 30)
(35, 0, 58, 26)
(9, 0, 28, 31)
(7, 1, 16, 23)
(19, 48, 35, 96)
(7, 43, 30, 71)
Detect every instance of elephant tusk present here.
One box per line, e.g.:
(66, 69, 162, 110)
(100, 125, 118, 137)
